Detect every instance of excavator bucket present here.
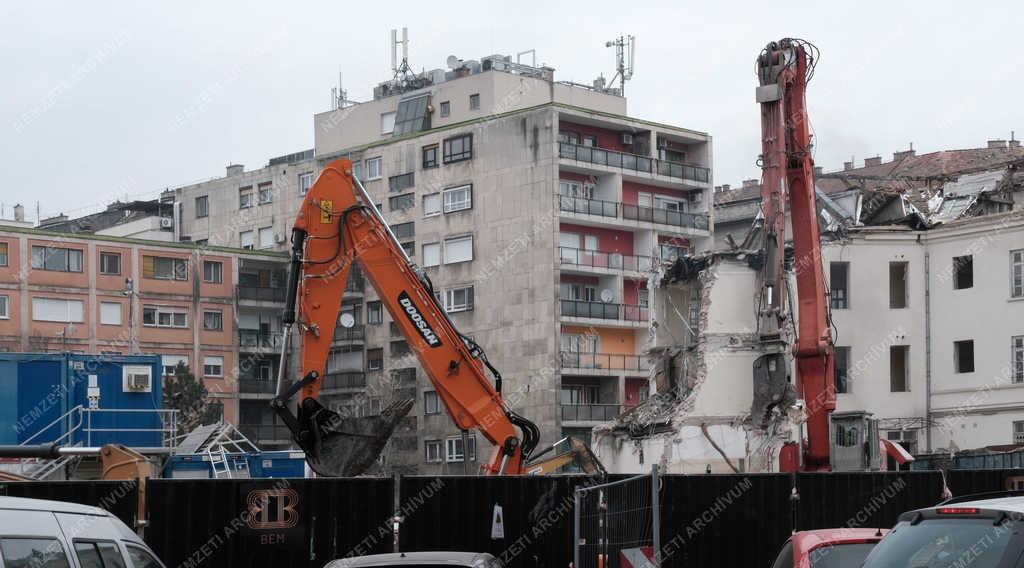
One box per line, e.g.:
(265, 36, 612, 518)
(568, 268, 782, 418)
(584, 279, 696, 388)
(296, 397, 414, 477)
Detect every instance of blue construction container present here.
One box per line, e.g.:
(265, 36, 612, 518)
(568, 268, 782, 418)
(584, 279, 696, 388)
(913, 450, 1024, 471)
(163, 451, 306, 478)
(0, 352, 165, 449)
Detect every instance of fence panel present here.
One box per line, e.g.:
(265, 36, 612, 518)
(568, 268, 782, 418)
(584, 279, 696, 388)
(795, 471, 944, 531)
(0, 480, 139, 528)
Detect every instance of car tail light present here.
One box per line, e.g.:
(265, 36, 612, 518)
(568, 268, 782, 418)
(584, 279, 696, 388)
(936, 507, 980, 515)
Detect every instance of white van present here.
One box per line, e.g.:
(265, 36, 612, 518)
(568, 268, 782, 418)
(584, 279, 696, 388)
(0, 496, 164, 568)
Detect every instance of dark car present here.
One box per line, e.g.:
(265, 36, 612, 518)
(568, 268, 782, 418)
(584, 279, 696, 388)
(770, 528, 888, 567)
(862, 493, 1024, 567)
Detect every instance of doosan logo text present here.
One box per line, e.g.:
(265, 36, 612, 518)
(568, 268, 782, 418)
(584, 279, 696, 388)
(398, 292, 442, 347)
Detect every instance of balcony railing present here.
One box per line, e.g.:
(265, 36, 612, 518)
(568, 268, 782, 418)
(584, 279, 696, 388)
(559, 247, 653, 272)
(239, 423, 292, 441)
(321, 371, 367, 390)
(559, 142, 710, 183)
(560, 299, 648, 322)
(560, 352, 650, 372)
(236, 285, 286, 302)
(333, 324, 366, 342)
(345, 274, 365, 293)
(238, 329, 281, 350)
(622, 204, 709, 230)
(238, 378, 277, 394)
(557, 195, 619, 218)
(561, 403, 622, 422)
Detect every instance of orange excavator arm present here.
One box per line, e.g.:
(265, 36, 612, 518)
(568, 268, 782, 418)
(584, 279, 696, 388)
(271, 158, 539, 476)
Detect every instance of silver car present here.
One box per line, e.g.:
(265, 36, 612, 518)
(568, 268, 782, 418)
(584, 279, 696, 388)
(326, 551, 502, 568)
(0, 496, 164, 568)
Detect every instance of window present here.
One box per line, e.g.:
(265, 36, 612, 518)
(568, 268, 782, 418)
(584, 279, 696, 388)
(31, 245, 83, 272)
(885, 430, 918, 456)
(389, 193, 415, 211)
(195, 239, 208, 247)
(424, 391, 441, 415)
(352, 161, 363, 180)
(446, 435, 476, 462)
(954, 340, 975, 373)
(0, 538, 71, 568)
(74, 540, 127, 568)
(439, 101, 450, 117)
(582, 135, 597, 147)
(125, 544, 162, 568)
(239, 186, 253, 208)
(240, 230, 254, 250)
(1015, 421, 1024, 444)
(32, 298, 84, 323)
(389, 172, 415, 192)
(890, 345, 909, 392)
(99, 252, 121, 275)
(953, 255, 973, 289)
(0, 242, 7, 266)
(889, 261, 908, 309)
(469, 93, 480, 110)
(203, 355, 224, 377)
(367, 348, 384, 371)
(834, 346, 851, 394)
(258, 182, 273, 204)
(393, 94, 431, 136)
(161, 354, 189, 377)
(423, 242, 441, 267)
(1012, 249, 1023, 298)
(258, 226, 274, 249)
(380, 111, 397, 135)
(0, 294, 8, 319)
(830, 262, 850, 309)
(144, 256, 187, 280)
(391, 222, 415, 240)
(142, 305, 188, 328)
(203, 260, 223, 283)
(444, 285, 474, 313)
(425, 439, 443, 463)
(391, 340, 410, 357)
(365, 157, 382, 180)
(422, 144, 438, 168)
(443, 235, 473, 264)
(1014, 336, 1024, 384)
(558, 130, 580, 144)
(367, 301, 383, 324)
(443, 184, 472, 213)
(423, 193, 441, 216)
(204, 309, 223, 331)
(559, 180, 592, 198)
(299, 172, 315, 196)
(195, 195, 209, 218)
(443, 134, 473, 163)
(99, 302, 122, 326)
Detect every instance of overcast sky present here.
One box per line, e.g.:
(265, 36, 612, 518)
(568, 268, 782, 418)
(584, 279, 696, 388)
(2, 1, 1021, 221)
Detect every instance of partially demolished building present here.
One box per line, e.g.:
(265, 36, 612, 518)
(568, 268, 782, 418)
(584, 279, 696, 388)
(594, 142, 1024, 473)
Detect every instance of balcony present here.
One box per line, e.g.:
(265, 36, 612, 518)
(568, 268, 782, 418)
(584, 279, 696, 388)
(559, 142, 710, 184)
(560, 299, 648, 322)
(622, 204, 709, 230)
(238, 329, 281, 351)
(236, 285, 286, 303)
(321, 371, 367, 390)
(559, 247, 653, 273)
(561, 403, 622, 422)
(333, 324, 366, 343)
(560, 352, 649, 373)
(557, 195, 618, 218)
(238, 378, 276, 394)
(239, 423, 292, 442)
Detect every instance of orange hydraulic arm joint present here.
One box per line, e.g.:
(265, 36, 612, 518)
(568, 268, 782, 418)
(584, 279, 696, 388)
(755, 39, 835, 472)
(271, 159, 539, 476)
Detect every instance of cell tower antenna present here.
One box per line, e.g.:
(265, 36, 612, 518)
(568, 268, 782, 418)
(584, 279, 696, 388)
(605, 35, 636, 96)
(391, 27, 411, 77)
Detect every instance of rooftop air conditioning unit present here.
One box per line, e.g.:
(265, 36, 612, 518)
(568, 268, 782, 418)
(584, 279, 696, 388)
(123, 365, 153, 392)
(621, 133, 634, 146)
(159, 217, 174, 229)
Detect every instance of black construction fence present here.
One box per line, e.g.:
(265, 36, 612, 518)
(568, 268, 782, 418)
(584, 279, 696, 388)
(3, 469, 1024, 567)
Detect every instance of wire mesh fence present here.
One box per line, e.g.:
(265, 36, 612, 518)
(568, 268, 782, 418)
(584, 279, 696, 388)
(575, 467, 660, 568)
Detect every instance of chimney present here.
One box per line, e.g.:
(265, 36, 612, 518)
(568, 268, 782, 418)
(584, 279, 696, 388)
(987, 139, 1007, 149)
(13, 204, 24, 222)
(843, 161, 854, 171)
(226, 164, 244, 177)
(893, 149, 916, 161)
(742, 178, 759, 188)
(864, 156, 883, 167)
(721, 184, 730, 192)
(813, 166, 823, 176)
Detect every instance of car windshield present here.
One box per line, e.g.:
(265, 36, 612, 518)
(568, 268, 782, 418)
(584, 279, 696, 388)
(808, 542, 876, 567)
(863, 518, 1016, 568)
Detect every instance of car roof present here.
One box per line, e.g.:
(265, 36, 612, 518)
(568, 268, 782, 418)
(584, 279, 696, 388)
(792, 528, 888, 555)
(328, 552, 495, 567)
(0, 496, 112, 517)
(934, 495, 1024, 513)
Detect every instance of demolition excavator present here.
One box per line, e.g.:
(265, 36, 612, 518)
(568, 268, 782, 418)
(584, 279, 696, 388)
(270, 159, 601, 477)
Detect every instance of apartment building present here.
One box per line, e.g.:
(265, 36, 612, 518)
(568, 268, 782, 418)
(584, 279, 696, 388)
(173, 54, 713, 473)
(0, 225, 287, 431)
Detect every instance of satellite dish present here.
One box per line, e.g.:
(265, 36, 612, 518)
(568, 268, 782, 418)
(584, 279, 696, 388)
(339, 312, 356, 329)
(600, 289, 614, 303)
(446, 55, 462, 69)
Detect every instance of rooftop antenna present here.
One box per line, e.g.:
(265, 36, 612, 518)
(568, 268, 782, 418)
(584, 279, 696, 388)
(605, 35, 636, 95)
(391, 28, 411, 76)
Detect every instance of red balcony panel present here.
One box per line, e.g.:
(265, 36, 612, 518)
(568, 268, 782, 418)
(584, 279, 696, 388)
(560, 223, 634, 255)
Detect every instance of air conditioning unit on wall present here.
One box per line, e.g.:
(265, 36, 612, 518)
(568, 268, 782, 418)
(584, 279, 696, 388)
(621, 133, 634, 145)
(159, 217, 174, 229)
(123, 365, 152, 392)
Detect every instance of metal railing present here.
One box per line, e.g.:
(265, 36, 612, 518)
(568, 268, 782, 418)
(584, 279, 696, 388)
(333, 324, 366, 342)
(236, 285, 286, 302)
(622, 204, 710, 230)
(238, 329, 281, 350)
(560, 352, 649, 372)
(20, 405, 178, 449)
(559, 142, 710, 183)
(560, 299, 649, 322)
(238, 378, 277, 394)
(321, 371, 367, 390)
(561, 403, 622, 422)
(238, 423, 292, 442)
(558, 247, 653, 272)
(557, 195, 619, 218)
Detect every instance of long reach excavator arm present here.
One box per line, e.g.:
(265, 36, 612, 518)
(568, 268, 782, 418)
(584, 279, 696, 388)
(271, 158, 539, 477)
